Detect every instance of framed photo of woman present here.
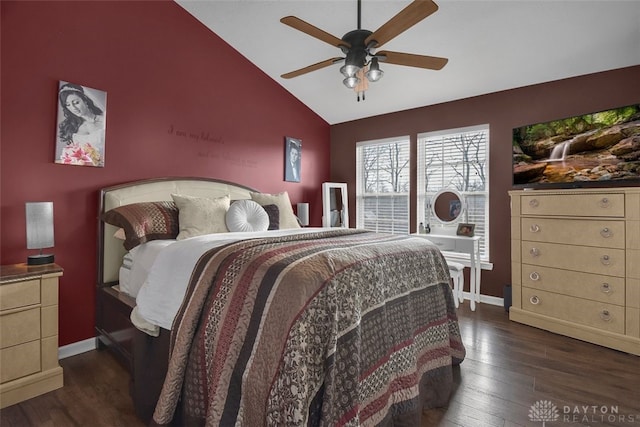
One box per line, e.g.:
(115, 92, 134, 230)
(284, 137, 302, 182)
(54, 81, 107, 167)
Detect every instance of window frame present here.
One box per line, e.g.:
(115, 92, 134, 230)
(355, 136, 411, 234)
(417, 124, 490, 261)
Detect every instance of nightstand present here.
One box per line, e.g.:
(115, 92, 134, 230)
(0, 263, 64, 408)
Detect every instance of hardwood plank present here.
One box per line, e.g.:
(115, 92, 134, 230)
(423, 303, 640, 426)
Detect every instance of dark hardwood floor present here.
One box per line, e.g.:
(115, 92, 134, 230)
(2, 303, 639, 426)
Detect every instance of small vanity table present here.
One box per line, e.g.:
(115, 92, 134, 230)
(417, 188, 485, 310)
(413, 233, 482, 310)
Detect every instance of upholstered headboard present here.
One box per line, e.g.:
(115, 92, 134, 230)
(97, 177, 258, 287)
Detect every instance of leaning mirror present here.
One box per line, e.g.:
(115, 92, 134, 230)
(322, 182, 349, 228)
(431, 188, 465, 224)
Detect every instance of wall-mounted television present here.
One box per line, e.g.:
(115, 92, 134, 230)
(512, 104, 640, 189)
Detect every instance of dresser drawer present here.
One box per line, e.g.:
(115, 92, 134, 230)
(424, 235, 456, 251)
(521, 193, 624, 217)
(0, 279, 40, 311)
(522, 241, 625, 277)
(0, 340, 41, 383)
(0, 308, 41, 348)
(522, 287, 624, 334)
(521, 217, 625, 248)
(521, 264, 625, 305)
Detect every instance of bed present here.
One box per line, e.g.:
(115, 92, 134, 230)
(95, 177, 465, 426)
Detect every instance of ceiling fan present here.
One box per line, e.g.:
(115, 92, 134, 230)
(280, 0, 448, 101)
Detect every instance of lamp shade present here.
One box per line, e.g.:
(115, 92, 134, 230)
(297, 202, 310, 227)
(26, 202, 55, 265)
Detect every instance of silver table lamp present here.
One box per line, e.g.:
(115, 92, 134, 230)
(26, 202, 55, 265)
(297, 202, 309, 227)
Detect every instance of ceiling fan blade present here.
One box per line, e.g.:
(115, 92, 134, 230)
(281, 16, 350, 49)
(365, 0, 439, 48)
(281, 57, 345, 79)
(376, 50, 448, 70)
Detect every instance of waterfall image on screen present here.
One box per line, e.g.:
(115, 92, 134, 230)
(512, 104, 640, 188)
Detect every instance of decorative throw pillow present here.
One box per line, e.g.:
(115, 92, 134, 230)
(225, 200, 269, 232)
(171, 193, 230, 240)
(262, 204, 280, 230)
(250, 191, 301, 230)
(102, 201, 179, 250)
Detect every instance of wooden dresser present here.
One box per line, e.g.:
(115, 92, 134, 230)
(0, 263, 64, 408)
(509, 187, 640, 355)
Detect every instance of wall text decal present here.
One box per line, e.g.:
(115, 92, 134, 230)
(167, 124, 224, 145)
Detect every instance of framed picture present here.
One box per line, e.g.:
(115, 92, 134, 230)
(456, 223, 475, 237)
(284, 136, 301, 182)
(54, 81, 107, 167)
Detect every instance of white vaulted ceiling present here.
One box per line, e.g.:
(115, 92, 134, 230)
(176, 0, 640, 124)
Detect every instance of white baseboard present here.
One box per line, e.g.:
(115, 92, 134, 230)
(58, 337, 96, 360)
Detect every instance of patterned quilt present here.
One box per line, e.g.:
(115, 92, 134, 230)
(153, 229, 465, 426)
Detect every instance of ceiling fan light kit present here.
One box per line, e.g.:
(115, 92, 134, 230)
(280, 0, 448, 101)
(366, 57, 383, 82)
(343, 75, 359, 89)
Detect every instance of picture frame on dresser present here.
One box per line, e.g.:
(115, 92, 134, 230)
(456, 223, 475, 237)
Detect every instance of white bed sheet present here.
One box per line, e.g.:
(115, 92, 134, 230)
(134, 228, 328, 332)
(119, 240, 175, 298)
(118, 252, 133, 294)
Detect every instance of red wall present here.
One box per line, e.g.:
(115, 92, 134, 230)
(331, 66, 640, 299)
(1, 1, 330, 346)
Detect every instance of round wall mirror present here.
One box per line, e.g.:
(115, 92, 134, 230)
(431, 189, 465, 224)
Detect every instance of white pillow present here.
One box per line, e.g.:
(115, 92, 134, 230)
(250, 191, 301, 230)
(226, 200, 269, 232)
(113, 228, 126, 240)
(171, 193, 230, 240)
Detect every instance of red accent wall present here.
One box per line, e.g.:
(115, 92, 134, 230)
(1, 1, 329, 346)
(331, 66, 640, 300)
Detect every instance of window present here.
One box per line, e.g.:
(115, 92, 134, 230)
(356, 137, 410, 234)
(417, 125, 490, 260)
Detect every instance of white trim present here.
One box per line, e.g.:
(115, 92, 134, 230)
(355, 135, 410, 148)
(58, 338, 96, 359)
(418, 123, 489, 139)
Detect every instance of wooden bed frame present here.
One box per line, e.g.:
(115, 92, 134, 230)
(95, 177, 260, 422)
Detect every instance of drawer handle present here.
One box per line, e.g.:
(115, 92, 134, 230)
(529, 295, 540, 305)
(600, 228, 612, 238)
(601, 255, 611, 265)
(529, 199, 539, 208)
(529, 271, 540, 281)
(529, 247, 540, 257)
(600, 283, 612, 294)
(529, 224, 540, 233)
(599, 197, 610, 208)
(600, 310, 612, 322)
